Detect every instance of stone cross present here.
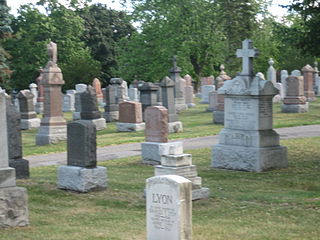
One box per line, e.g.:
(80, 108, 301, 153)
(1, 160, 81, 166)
(236, 39, 259, 76)
(47, 41, 57, 63)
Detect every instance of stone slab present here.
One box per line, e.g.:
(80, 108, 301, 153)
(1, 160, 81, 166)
(213, 110, 224, 124)
(155, 165, 198, 178)
(192, 187, 210, 201)
(57, 165, 107, 193)
(0, 168, 16, 188)
(35, 125, 67, 145)
(141, 142, 183, 165)
(0, 187, 29, 228)
(212, 144, 287, 172)
(168, 121, 183, 133)
(281, 103, 309, 113)
(160, 154, 192, 167)
(20, 118, 41, 130)
(80, 118, 106, 131)
(116, 122, 145, 132)
(9, 159, 29, 179)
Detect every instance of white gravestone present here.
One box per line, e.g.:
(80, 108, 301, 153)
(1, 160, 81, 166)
(200, 85, 215, 104)
(281, 70, 289, 97)
(146, 175, 192, 240)
(29, 83, 38, 106)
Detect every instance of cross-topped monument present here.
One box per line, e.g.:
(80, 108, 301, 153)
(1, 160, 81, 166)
(236, 39, 259, 76)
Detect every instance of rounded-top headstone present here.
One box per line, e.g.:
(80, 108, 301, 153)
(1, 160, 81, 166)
(75, 84, 87, 93)
(118, 101, 143, 123)
(291, 70, 301, 76)
(145, 106, 168, 143)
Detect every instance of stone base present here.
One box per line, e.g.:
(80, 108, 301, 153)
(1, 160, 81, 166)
(81, 118, 106, 131)
(20, 118, 41, 130)
(36, 125, 67, 145)
(168, 121, 183, 133)
(103, 111, 119, 122)
(57, 166, 107, 193)
(9, 159, 29, 179)
(281, 103, 309, 113)
(187, 103, 196, 108)
(212, 144, 287, 172)
(35, 102, 43, 114)
(213, 110, 224, 124)
(73, 112, 81, 120)
(155, 165, 198, 179)
(0, 168, 16, 188)
(192, 187, 210, 201)
(116, 122, 145, 132)
(0, 187, 29, 228)
(141, 142, 183, 165)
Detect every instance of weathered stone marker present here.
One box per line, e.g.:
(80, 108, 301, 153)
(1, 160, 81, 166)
(146, 175, 192, 240)
(212, 39, 287, 172)
(17, 90, 40, 130)
(116, 101, 145, 132)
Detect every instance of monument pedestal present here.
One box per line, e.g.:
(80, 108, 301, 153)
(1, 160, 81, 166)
(36, 125, 67, 145)
(57, 166, 107, 193)
(20, 118, 41, 130)
(116, 122, 145, 132)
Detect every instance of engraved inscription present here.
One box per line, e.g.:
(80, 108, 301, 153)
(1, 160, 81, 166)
(224, 132, 252, 146)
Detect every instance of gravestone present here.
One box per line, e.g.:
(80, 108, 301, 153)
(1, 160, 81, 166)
(29, 83, 38, 106)
(58, 121, 107, 192)
(146, 175, 192, 240)
(17, 90, 41, 130)
(291, 70, 301, 77)
(200, 85, 215, 104)
(92, 78, 104, 106)
(281, 70, 289, 97)
(160, 77, 183, 133)
(119, 79, 129, 101)
(62, 89, 76, 112)
(128, 87, 140, 102)
(169, 56, 187, 112)
(267, 58, 277, 85)
(302, 64, 316, 101)
(212, 39, 287, 172)
(138, 82, 159, 118)
(0, 91, 29, 228)
(155, 82, 163, 106)
(6, 96, 29, 179)
(73, 84, 87, 120)
(36, 42, 67, 145)
(116, 101, 145, 132)
(35, 68, 44, 114)
(206, 90, 217, 112)
(141, 106, 183, 165)
(185, 85, 195, 108)
(184, 74, 193, 86)
(314, 61, 320, 96)
(104, 84, 119, 122)
(80, 86, 106, 130)
(281, 75, 308, 113)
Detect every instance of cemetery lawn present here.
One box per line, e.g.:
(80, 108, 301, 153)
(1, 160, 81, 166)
(3, 136, 319, 240)
(22, 99, 320, 156)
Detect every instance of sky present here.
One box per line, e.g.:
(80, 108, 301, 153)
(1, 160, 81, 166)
(7, 0, 293, 20)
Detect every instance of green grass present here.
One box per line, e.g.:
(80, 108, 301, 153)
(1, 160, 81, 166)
(22, 98, 320, 156)
(1, 137, 320, 239)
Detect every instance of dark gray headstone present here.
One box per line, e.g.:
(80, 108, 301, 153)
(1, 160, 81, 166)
(161, 77, 178, 122)
(138, 82, 159, 114)
(67, 120, 96, 168)
(104, 85, 119, 112)
(80, 86, 101, 120)
(17, 90, 37, 119)
(6, 96, 29, 179)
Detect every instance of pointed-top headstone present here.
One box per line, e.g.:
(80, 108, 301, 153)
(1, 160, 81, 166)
(236, 39, 259, 76)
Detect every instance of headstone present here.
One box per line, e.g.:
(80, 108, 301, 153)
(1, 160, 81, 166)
(57, 121, 107, 192)
(291, 70, 301, 77)
(103, 84, 119, 122)
(184, 74, 193, 86)
(146, 175, 192, 240)
(302, 64, 316, 101)
(92, 78, 104, 106)
(281, 70, 289, 97)
(160, 77, 183, 133)
(17, 90, 41, 130)
(212, 39, 287, 172)
(185, 85, 195, 108)
(128, 87, 139, 102)
(141, 106, 183, 165)
(206, 90, 217, 112)
(119, 79, 129, 101)
(62, 89, 76, 112)
(73, 84, 87, 120)
(29, 83, 38, 106)
(169, 56, 187, 112)
(116, 101, 145, 132)
(267, 58, 277, 85)
(35, 68, 44, 114)
(200, 85, 215, 104)
(138, 82, 159, 118)
(80, 86, 106, 130)
(6, 96, 29, 179)
(314, 61, 320, 96)
(155, 82, 163, 106)
(36, 42, 67, 145)
(0, 91, 29, 228)
(281, 75, 309, 113)
(200, 76, 213, 86)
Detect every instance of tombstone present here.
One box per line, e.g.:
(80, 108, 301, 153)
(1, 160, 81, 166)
(206, 90, 217, 112)
(119, 79, 129, 101)
(169, 56, 187, 112)
(116, 101, 145, 132)
(73, 84, 87, 120)
(6, 96, 29, 179)
(138, 82, 159, 118)
(92, 78, 104, 106)
(146, 175, 192, 240)
(128, 87, 139, 102)
(155, 82, 163, 106)
(200, 85, 215, 104)
(281, 70, 289, 97)
(302, 64, 316, 101)
(141, 106, 183, 165)
(17, 90, 41, 130)
(291, 70, 301, 77)
(104, 84, 119, 122)
(160, 77, 183, 133)
(35, 68, 44, 114)
(212, 65, 232, 124)
(57, 121, 107, 192)
(62, 89, 76, 112)
(314, 62, 320, 96)
(200, 76, 213, 86)
(185, 85, 195, 108)
(267, 58, 277, 85)
(0, 91, 29, 228)
(36, 42, 67, 145)
(29, 83, 38, 106)
(281, 75, 309, 113)
(212, 39, 287, 172)
(80, 86, 106, 130)
(184, 74, 193, 86)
